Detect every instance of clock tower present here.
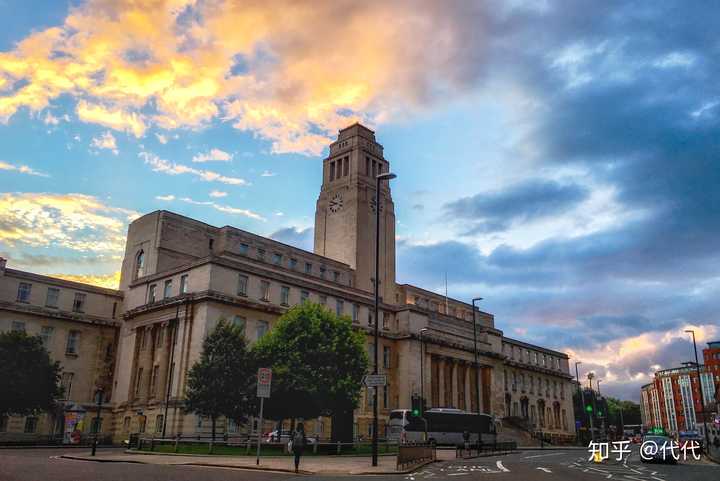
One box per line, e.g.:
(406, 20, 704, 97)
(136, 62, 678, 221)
(314, 123, 396, 300)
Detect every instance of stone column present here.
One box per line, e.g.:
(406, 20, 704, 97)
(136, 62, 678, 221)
(464, 364, 471, 411)
(437, 357, 445, 407)
(451, 360, 458, 408)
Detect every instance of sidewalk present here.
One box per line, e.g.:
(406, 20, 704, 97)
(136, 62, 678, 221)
(60, 449, 444, 475)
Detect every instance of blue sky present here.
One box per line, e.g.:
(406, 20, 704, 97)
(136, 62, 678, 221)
(1, 0, 718, 401)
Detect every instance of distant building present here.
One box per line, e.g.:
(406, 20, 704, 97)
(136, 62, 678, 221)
(0, 123, 576, 444)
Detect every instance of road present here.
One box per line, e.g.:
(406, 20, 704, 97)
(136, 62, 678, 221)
(0, 446, 717, 481)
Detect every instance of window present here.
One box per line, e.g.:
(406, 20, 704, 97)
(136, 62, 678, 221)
(180, 275, 188, 294)
(257, 248, 265, 261)
(150, 365, 160, 397)
(237, 274, 248, 296)
(24, 417, 38, 433)
(329, 161, 335, 181)
(17, 282, 32, 303)
(135, 250, 145, 278)
(66, 331, 80, 355)
(140, 328, 148, 349)
(545, 379, 550, 397)
(533, 352, 538, 364)
(61, 372, 74, 399)
(343, 157, 349, 176)
(280, 286, 290, 306)
(383, 346, 391, 369)
(40, 326, 54, 349)
(556, 358, 561, 370)
(368, 344, 376, 368)
(382, 311, 388, 329)
(300, 290, 309, 303)
(135, 368, 144, 396)
(529, 376, 534, 394)
(336, 299, 344, 316)
(91, 417, 102, 434)
(123, 416, 131, 433)
(553, 380, 557, 398)
(319, 295, 327, 306)
(352, 304, 359, 322)
(163, 280, 173, 299)
(0, 416, 7, 432)
(112, 302, 117, 318)
(256, 320, 269, 339)
(148, 284, 157, 303)
(239, 243, 249, 255)
(260, 280, 270, 301)
(512, 372, 517, 391)
(45, 287, 60, 308)
(366, 157, 371, 176)
(368, 311, 374, 326)
(305, 262, 312, 274)
(319, 266, 326, 279)
(11, 321, 26, 332)
(333, 271, 340, 283)
(273, 253, 282, 265)
(228, 418, 238, 433)
(232, 316, 246, 333)
(290, 258, 298, 270)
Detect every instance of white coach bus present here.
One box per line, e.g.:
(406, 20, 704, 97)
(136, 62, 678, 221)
(388, 408, 497, 446)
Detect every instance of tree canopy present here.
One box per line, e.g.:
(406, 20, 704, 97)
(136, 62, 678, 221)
(184, 320, 255, 438)
(253, 302, 368, 422)
(0, 331, 62, 417)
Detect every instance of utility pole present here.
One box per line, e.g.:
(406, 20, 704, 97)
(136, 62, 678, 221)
(575, 361, 589, 444)
(685, 329, 710, 450)
(587, 372, 595, 442)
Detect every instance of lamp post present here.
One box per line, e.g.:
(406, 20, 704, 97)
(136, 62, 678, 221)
(685, 329, 710, 450)
(91, 387, 104, 456)
(597, 379, 605, 439)
(471, 297, 483, 449)
(372, 171, 396, 467)
(586, 372, 595, 442)
(575, 361, 588, 444)
(419, 328, 428, 408)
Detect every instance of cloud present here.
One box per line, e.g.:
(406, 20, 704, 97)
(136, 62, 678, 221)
(192, 148, 233, 163)
(90, 131, 118, 155)
(155, 194, 175, 201)
(1, 251, 121, 269)
(157, 194, 265, 221)
(0, 0, 496, 154)
(43, 111, 60, 125)
(0, 161, 49, 177)
(140, 151, 249, 186)
(209, 190, 227, 198)
(155, 133, 168, 144)
(260, 170, 277, 177)
(0, 192, 137, 253)
(269, 226, 314, 251)
(51, 271, 121, 289)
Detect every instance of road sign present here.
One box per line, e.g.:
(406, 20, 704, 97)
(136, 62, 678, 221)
(257, 368, 272, 398)
(363, 374, 387, 387)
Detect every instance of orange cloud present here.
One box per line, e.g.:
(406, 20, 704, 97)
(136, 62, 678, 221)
(52, 271, 121, 289)
(0, 0, 483, 154)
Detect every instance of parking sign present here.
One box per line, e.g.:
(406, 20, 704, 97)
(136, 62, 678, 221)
(257, 367, 272, 398)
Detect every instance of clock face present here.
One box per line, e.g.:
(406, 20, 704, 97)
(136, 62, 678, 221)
(329, 192, 343, 213)
(370, 194, 383, 213)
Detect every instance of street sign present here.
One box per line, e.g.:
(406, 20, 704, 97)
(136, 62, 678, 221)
(363, 374, 387, 387)
(257, 367, 272, 398)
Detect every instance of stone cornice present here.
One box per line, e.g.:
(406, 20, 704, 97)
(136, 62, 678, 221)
(4, 268, 123, 297)
(504, 358, 574, 380)
(0, 301, 120, 328)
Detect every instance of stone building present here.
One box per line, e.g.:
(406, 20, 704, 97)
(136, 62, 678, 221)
(0, 123, 576, 444)
(0, 258, 121, 443)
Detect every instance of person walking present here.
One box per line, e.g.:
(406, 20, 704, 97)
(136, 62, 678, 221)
(291, 422, 307, 473)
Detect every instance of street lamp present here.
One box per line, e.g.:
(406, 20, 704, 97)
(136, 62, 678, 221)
(685, 329, 710, 450)
(372, 171, 396, 467)
(575, 361, 590, 444)
(91, 387, 104, 456)
(471, 297, 483, 449)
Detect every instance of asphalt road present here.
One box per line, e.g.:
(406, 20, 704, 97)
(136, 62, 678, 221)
(0, 446, 717, 481)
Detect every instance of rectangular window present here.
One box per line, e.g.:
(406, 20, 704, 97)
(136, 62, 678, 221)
(352, 304, 359, 322)
(260, 280, 270, 301)
(66, 331, 80, 355)
(138, 416, 146, 433)
(257, 249, 265, 261)
(319, 266, 326, 279)
(135, 368, 143, 396)
(529, 376, 534, 394)
(280, 286, 290, 306)
(155, 327, 164, 347)
(237, 274, 248, 296)
(154, 415, 164, 433)
(163, 280, 172, 299)
(300, 290, 309, 302)
(150, 365, 159, 397)
(336, 299, 344, 316)
(46, 287, 60, 308)
(24, 417, 38, 433)
(61, 372, 74, 399)
(180, 275, 188, 294)
(256, 320, 269, 340)
(329, 161, 335, 181)
(72, 293, 86, 313)
(273, 253, 282, 265)
(290, 258, 298, 270)
(17, 282, 32, 303)
(368, 311, 374, 326)
(383, 346, 391, 369)
(366, 157, 370, 176)
(381, 311, 388, 330)
(239, 243, 249, 255)
(123, 416, 131, 433)
(343, 157, 349, 176)
(333, 271, 340, 283)
(232, 315, 246, 333)
(11, 321, 26, 332)
(40, 326, 54, 349)
(305, 262, 312, 274)
(148, 284, 157, 303)
(372, 161, 377, 177)
(533, 352, 538, 364)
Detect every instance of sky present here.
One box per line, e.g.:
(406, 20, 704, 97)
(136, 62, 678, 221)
(1, 0, 718, 402)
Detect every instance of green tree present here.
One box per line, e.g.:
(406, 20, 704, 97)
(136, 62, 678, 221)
(0, 331, 63, 416)
(253, 302, 368, 441)
(184, 320, 255, 441)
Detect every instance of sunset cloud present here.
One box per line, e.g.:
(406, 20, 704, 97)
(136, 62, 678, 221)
(51, 271, 121, 289)
(0, 161, 49, 177)
(90, 131, 119, 155)
(192, 148, 232, 163)
(140, 151, 249, 185)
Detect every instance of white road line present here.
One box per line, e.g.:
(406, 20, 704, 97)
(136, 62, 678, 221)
(536, 467, 552, 473)
(651, 477, 665, 481)
(606, 475, 612, 479)
(448, 474, 469, 476)
(524, 452, 565, 459)
(496, 460, 510, 472)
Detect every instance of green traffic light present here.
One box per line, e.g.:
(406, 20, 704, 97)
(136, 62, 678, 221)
(585, 405, 593, 413)
(412, 409, 420, 416)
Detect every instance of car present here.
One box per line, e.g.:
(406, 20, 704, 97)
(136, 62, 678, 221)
(640, 435, 678, 464)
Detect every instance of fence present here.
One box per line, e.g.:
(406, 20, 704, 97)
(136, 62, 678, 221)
(397, 443, 436, 470)
(455, 441, 517, 459)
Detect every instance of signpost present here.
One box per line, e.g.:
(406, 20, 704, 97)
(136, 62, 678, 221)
(256, 368, 272, 465)
(362, 374, 387, 388)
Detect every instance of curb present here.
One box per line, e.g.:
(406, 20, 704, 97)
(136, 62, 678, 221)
(60, 455, 147, 464)
(126, 449, 397, 458)
(352, 458, 439, 475)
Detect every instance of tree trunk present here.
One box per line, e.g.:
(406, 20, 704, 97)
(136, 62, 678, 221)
(212, 416, 216, 441)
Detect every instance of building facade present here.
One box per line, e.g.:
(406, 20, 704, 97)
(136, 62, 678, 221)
(0, 123, 576, 443)
(640, 348, 719, 438)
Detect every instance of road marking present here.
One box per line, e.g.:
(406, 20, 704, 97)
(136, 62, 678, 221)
(536, 467, 552, 473)
(448, 474, 469, 477)
(496, 460, 510, 472)
(524, 452, 564, 459)
(606, 475, 612, 479)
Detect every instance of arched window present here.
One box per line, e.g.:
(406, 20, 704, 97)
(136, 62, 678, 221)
(135, 250, 145, 279)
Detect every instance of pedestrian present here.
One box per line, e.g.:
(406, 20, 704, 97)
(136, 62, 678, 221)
(291, 422, 307, 473)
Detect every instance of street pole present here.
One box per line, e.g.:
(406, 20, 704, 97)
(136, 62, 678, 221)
(420, 328, 428, 442)
(162, 308, 179, 438)
(372, 172, 396, 467)
(575, 361, 587, 444)
(472, 297, 483, 450)
(91, 387, 104, 456)
(597, 379, 604, 440)
(685, 329, 710, 450)
(256, 397, 264, 465)
(587, 372, 595, 442)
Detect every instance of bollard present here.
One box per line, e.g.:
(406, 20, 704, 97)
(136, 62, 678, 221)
(174, 434, 180, 453)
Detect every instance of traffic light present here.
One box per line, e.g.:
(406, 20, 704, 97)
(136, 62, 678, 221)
(585, 405, 593, 413)
(411, 394, 421, 417)
(597, 410, 602, 417)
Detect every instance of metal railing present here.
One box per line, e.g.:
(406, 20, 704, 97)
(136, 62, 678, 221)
(397, 443, 436, 470)
(455, 441, 517, 458)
